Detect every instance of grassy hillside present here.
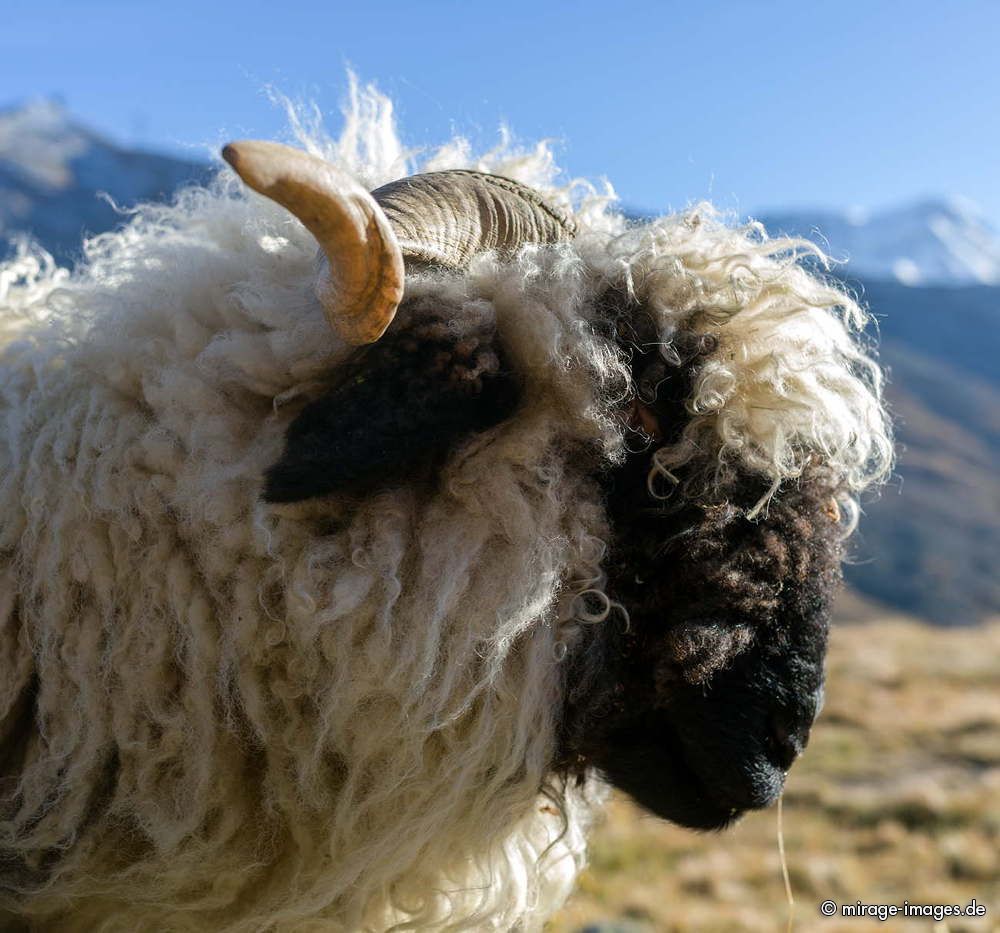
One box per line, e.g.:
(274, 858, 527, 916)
(549, 614, 1000, 932)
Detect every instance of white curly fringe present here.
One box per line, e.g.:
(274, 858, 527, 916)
(606, 210, 893, 520)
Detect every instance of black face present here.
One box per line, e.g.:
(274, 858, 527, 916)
(555, 321, 841, 829)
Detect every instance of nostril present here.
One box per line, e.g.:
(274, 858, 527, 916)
(767, 716, 805, 771)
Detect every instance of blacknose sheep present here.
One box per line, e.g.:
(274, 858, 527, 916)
(0, 86, 891, 931)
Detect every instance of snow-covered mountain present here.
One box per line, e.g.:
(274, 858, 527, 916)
(0, 99, 208, 264)
(759, 198, 1000, 286)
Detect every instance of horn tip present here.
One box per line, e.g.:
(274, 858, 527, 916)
(222, 140, 275, 189)
(222, 139, 312, 194)
(222, 141, 259, 179)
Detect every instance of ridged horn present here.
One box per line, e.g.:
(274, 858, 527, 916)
(222, 140, 404, 345)
(371, 170, 576, 267)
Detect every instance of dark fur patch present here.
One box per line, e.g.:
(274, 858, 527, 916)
(265, 302, 521, 502)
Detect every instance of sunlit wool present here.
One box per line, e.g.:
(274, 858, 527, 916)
(0, 81, 890, 930)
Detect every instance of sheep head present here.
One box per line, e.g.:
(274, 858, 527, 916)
(226, 141, 873, 831)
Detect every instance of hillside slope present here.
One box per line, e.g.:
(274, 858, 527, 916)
(844, 278, 1000, 624)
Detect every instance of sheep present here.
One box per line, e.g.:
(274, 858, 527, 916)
(0, 84, 891, 931)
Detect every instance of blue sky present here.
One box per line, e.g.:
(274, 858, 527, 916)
(3, 0, 999, 222)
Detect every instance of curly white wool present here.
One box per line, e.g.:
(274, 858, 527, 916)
(0, 77, 889, 931)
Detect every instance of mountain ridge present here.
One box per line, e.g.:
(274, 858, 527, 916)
(0, 99, 209, 265)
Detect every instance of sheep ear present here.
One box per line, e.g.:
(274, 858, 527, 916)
(264, 325, 520, 502)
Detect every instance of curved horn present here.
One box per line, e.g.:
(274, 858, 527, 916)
(371, 170, 576, 267)
(222, 140, 404, 345)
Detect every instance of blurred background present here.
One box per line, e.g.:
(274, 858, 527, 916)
(2, 1, 997, 929)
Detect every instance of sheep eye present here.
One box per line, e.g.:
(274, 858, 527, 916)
(637, 359, 669, 402)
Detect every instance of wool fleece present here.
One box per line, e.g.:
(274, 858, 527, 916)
(0, 81, 890, 931)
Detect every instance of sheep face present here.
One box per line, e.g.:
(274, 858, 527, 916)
(553, 323, 844, 829)
(263, 284, 844, 831)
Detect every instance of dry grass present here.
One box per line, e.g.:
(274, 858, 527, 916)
(548, 611, 1000, 932)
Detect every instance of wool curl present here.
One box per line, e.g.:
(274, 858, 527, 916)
(581, 214, 891, 522)
(0, 77, 889, 931)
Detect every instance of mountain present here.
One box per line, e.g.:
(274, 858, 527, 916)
(0, 99, 209, 265)
(845, 284, 1000, 624)
(759, 199, 1000, 287)
(1, 101, 997, 624)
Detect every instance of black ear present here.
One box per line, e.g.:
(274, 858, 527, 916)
(264, 319, 520, 502)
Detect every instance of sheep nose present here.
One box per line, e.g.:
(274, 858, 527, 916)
(767, 712, 811, 771)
